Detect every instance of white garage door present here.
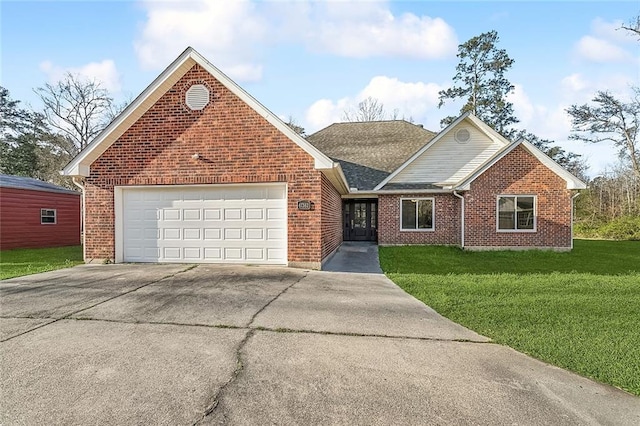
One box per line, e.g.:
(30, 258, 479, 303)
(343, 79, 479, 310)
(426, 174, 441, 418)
(120, 184, 287, 264)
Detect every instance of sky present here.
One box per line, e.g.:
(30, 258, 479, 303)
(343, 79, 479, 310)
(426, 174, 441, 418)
(1, 0, 638, 177)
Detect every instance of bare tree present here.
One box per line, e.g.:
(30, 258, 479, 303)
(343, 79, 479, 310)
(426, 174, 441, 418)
(342, 97, 386, 122)
(35, 73, 116, 156)
(284, 115, 306, 136)
(567, 88, 640, 177)
(621, 15, 640, 39)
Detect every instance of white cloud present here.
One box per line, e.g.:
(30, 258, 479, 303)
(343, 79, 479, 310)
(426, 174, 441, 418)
(306, 3, 458, 59)
(591, 17, 636, 45)
(575, 35, 632, 63)
(305, 98, 351, 131)
(305, 76, 443, 131)
(574, 18, 637, 63)
(134, 0, 457, 82)
(134, 0, 267, 81)
(39, 59, 122, 92)
(508, 82, 625, 176)
(561, 73, 589, 93)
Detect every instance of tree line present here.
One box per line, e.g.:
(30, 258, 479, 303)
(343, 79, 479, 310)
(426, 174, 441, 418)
(3, 20, 638, 236)
(337, 23, 639, 236)
(1, 74, 126, 188)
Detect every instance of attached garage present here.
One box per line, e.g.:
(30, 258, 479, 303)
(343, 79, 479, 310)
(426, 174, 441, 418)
(115, 184, 287, 264)
(63, 48, 348, 268)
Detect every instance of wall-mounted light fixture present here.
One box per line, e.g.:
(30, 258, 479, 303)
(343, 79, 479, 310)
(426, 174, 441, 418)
(192, 153, 200, 160)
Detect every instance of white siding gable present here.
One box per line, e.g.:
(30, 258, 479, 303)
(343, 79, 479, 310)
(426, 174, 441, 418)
(389, 121, 505, 186)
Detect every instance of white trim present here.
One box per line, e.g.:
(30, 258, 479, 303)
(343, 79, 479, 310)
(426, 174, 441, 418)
(496, 195, 537, 233)
(63, 47, 339, 177)
(40, 208, 57, 225)
(453, 191, 465, 247)
(374, 113, 509, 191)
(351, 189, 452, 196)
(400, 197, 435, 232)
(72, 177, 86, 261)
(571, 192, 580, 250)
(456, 140, 587, 191)
(114, 187, 123, 263)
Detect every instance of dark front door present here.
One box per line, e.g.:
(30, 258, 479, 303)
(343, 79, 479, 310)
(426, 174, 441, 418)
(344, 200, 377, 241)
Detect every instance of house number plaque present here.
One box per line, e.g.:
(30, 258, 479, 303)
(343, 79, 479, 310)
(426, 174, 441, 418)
(297, 200, 312, 211)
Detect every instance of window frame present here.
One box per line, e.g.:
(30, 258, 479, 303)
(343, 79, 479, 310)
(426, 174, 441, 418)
(41, 208, 57, 225)
(496, 195, 536, 232)
(400, 197, 435, 232)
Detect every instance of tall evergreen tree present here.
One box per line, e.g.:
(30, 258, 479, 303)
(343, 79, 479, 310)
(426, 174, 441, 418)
(438, 30, 518, 137)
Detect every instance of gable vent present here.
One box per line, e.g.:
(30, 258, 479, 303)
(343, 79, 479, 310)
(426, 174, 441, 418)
(185, 84, 210, 111)
(455, 128, 471, 144)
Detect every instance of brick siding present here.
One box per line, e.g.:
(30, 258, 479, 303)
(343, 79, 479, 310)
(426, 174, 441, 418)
(464, 145, 572, 249)
(377, 145, 573, 249)
(378, 193, 461, 245)
(84, 63, 338, 266)
(320, 174, 343, 259)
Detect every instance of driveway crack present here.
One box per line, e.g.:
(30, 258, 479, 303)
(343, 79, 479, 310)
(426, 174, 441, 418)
(194, 328, 255, 425)
(192, 272, 307, 424)
(246, 271, 307, 327)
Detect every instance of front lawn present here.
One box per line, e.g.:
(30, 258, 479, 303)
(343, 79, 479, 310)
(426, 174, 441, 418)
(379, 240, 640, 396)
(0, 245, 83, 280)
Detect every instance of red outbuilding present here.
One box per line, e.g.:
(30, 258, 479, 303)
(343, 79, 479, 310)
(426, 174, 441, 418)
(0, 174, 81, 250)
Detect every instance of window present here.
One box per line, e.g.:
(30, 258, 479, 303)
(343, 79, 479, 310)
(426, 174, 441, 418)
(401, 198, 434, 231)
(497, 196, 535, 231)
(41, 209, 56, 224)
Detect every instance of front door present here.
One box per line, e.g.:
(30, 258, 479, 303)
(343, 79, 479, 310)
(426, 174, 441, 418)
(344, 200, 377, 241)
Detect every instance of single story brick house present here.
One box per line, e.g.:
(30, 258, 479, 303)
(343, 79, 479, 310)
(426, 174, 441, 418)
(63, 47, 586, 268)
(0, 174, 81, 250)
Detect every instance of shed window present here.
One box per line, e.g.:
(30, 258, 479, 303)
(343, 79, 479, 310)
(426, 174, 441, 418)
(41, 209, 56, 224)
(401, 198, 434, 231)
(497, 196, 535, 231)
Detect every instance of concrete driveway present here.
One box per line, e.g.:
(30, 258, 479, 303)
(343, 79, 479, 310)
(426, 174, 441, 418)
(1, 264, 639, 425)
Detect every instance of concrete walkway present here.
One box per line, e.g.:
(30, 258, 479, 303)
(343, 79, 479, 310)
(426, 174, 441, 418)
(322, 241, 383, 273)
(1, 264, 639, 425)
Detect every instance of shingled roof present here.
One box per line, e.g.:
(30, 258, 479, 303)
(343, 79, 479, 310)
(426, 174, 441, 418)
(0, 174, 79, 195)
(307, 120, 436, 190)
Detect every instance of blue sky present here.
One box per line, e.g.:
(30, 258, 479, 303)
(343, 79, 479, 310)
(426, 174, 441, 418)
(2, 1, 638, 176)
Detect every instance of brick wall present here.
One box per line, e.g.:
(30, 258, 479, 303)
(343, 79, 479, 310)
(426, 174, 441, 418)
(320, 174, 343, 259)
(464, 145, 572, 249)
(378, 193, 461, 245)
(85, 63, 332, 266)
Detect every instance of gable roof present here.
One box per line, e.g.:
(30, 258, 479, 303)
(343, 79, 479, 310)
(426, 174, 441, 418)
(374, 113, 586, 191)
(307, 120, 436, 190)
(374, 113, 508, 190)
(62, 47, 347, 192)
(455, 139, 587, 190)
(0, 174, 79, 195)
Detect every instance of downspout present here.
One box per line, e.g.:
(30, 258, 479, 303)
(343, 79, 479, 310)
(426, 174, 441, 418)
(453, 191, 465, 248)
(571, 192, 581, 250)
(72, 176, 86, 262)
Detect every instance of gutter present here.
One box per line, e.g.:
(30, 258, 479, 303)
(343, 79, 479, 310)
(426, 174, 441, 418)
(453, 191, 465, 248)
(571, 192, 581, 250)
(344, 189, 452, 197)
(71, 176, 86, 262)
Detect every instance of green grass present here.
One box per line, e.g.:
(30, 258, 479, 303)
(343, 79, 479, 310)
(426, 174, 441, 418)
(0, 245, 83, 280)
(379, 240, 640, 396)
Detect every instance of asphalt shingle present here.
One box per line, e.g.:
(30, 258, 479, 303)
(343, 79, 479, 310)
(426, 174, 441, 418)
(307, 120, 436, 190)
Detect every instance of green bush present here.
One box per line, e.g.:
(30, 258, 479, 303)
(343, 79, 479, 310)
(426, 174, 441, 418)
(599, 216, 640, 240)
(575, 216, 640, 240)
